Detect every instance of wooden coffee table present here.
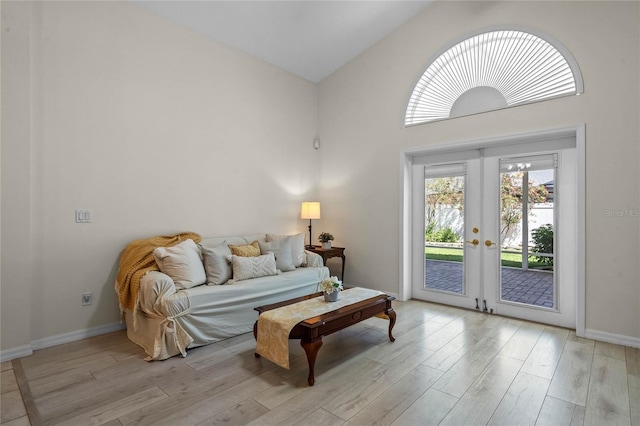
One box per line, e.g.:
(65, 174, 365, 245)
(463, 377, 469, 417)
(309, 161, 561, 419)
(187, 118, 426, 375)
(253, 290, 396, 386)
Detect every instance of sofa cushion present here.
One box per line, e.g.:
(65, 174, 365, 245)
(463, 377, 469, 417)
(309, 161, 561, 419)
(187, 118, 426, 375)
(153, 239, 206, 289)
(228, 240, 260, 257)
(230, 253, 278, 281)
(266, 233, 306, 267)
(199, 242, 232, 285)
(259, 238, 295, 272)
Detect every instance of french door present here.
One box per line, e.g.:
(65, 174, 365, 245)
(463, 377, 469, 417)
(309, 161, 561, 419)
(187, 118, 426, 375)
(411, 141, 577, 328)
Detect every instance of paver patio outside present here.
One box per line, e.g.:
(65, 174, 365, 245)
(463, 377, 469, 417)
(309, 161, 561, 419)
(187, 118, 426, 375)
(425, 259, 554, 307)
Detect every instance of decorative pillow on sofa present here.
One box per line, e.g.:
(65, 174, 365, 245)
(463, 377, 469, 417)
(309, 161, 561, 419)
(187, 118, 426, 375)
(199, 241, 232, 285)
(153, 239, 206, 289)
(258, 238, 295, 272)
(230, 253, 278, 281)
(266, 233, 306, 267)
(228, 240, 260, 257)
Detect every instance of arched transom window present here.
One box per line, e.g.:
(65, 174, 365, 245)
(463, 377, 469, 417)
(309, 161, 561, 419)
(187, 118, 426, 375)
(405, 29, 584, 126)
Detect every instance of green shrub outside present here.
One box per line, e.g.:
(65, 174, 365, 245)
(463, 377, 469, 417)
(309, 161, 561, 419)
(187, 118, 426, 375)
(425, 221, 460, 243)
(530, 224, 554, 266)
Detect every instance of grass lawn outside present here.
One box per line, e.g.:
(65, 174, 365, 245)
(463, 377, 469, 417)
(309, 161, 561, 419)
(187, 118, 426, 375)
(425, 246, 551, 269)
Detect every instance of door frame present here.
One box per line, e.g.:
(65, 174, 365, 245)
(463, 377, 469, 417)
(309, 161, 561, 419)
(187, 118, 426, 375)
(399, 124, 586, 336)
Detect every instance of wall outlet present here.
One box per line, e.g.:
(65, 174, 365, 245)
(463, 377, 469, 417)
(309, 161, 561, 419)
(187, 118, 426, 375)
(82, 291, 93, 306)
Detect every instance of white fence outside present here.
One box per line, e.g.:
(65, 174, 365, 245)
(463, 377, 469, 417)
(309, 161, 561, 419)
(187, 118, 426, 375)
(427, 203, 554, 248)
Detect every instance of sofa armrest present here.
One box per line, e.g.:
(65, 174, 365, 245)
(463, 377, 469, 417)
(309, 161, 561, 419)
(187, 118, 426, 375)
(305, 250, 324, 268)
(138, 271, 177, 315)
(135, 271, 192, 360)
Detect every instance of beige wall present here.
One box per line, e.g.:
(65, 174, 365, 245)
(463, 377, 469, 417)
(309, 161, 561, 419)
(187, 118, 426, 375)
(2, 0, 639, 356)
(318, 1, 640, 340)
(1, 1, 34, 354)
(1, 1, 319, 352)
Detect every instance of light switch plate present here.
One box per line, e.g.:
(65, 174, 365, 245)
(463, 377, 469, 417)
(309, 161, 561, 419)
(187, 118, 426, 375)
(75, 209, 92, 223)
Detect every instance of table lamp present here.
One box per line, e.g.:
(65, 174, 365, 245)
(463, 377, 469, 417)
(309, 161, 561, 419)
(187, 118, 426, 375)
(301, 202, 321, 249)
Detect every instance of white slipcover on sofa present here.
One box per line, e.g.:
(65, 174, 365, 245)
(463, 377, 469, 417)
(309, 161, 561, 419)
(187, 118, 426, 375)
(123, 234, 330, 360)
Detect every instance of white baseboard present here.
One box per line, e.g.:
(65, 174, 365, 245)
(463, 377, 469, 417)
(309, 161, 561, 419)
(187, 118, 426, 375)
(1, 322, 126, 362)
(385, 291, 399, 300)
(585, 328, 640, 349)
(30, 322, 126, 350)
(0, 345, 34, 363)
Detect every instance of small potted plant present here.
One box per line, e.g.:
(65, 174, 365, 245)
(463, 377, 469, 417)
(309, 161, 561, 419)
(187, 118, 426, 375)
(318, 232, 334, 249)
(320, 276, 343, 302)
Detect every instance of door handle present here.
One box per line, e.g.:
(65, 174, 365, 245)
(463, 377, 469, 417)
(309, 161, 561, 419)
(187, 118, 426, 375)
(484, 240, 497, 247)
(466, 239, 479, 247)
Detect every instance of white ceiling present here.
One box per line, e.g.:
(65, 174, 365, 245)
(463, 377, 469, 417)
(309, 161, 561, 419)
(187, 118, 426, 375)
(131, 1, 432, 83)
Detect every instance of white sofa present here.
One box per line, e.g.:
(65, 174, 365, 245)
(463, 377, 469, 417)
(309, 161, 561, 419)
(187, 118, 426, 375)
(123, 234, 330, 360)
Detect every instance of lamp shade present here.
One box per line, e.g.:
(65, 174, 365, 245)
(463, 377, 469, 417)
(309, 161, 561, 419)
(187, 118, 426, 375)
(300, 202, 321, 219)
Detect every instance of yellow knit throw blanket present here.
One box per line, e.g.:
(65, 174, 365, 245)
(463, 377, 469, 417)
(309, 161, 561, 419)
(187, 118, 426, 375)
(115, 232, 201, 312)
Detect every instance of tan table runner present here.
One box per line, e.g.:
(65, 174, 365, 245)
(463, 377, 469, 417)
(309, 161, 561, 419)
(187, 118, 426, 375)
(256, 287, 384, 369)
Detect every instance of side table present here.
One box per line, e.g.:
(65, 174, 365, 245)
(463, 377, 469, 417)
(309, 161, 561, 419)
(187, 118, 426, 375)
(307, 246, 346, 281)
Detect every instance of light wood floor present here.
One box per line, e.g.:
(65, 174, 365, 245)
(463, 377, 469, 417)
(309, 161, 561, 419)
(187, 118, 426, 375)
(3, 299, 640, 426)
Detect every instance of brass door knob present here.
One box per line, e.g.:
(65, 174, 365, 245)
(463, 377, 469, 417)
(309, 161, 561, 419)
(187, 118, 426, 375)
(484, 240, 497, 247)
(466, 239, 479, 247)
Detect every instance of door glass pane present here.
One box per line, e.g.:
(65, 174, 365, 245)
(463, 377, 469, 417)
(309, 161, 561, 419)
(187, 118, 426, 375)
(424, 175, 465, 293)
(499, 163, 555, 308)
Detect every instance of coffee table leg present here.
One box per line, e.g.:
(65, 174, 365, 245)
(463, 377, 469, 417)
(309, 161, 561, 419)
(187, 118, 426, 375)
(386, 308, 396, 342)
(301, 338, 323, 386)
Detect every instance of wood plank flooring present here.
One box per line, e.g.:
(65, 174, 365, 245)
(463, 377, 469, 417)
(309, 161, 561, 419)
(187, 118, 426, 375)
(3, 299, 640, 426)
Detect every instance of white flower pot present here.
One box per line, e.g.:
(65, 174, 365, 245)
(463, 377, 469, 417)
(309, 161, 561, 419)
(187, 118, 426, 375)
(322, 241, 332, 249)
